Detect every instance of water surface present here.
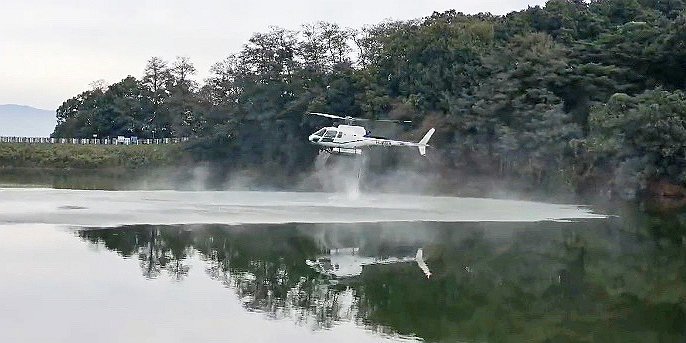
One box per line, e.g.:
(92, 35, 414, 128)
(2, 217, 685, 342)
(0, 185, 684, 342)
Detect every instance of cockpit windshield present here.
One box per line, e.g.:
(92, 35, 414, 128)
(313, 128, 326, 136)
(323, 130, 337, 138)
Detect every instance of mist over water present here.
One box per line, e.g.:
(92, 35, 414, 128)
(0, 187, 605, 227)
(0, 148, 580, 205)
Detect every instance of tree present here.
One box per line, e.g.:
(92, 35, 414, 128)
(169, 56, 197, 90)
(142, 57, 170, 102)
(52, 89, 103, 138)
(203, 55, 243, 106)
(241, 27, 299, 82)
(455, 33, 581, 181)
(161, 57, 202, 137)
(299, 22, 353, 74)
(587, 89, 686, 196)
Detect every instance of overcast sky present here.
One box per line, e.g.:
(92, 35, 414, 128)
(1, 0, 546, 110)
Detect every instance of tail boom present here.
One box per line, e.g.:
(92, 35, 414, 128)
(365, 128, 435, 156)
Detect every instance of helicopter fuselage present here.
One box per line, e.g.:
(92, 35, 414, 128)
(308, 124, 434, 156)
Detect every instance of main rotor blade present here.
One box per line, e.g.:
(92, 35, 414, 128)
(308, 112, 347, 120)
(307, 112, 410, 124)
(373, 119, 413, 123)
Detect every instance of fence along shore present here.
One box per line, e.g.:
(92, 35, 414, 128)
(0, 136, 189, 145)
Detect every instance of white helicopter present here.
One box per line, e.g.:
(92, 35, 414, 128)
(307, 112, 435, 156)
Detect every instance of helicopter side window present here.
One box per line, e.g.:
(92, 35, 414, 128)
(336, 132, 343, 138)
(321, 130, 337, 142)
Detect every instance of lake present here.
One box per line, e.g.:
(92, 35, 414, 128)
(0, 186, 684, 342)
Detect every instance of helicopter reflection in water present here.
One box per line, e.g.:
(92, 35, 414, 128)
(78, 218, 686, 342)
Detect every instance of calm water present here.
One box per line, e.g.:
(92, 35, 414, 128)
(0, 186, 685, 342)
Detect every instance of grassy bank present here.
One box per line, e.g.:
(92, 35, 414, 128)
(0, 143, 185, 169)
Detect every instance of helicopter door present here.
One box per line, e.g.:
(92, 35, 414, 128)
(320, 130, 337, 143)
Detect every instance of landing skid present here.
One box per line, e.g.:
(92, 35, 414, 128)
(321, 147, 363, 156)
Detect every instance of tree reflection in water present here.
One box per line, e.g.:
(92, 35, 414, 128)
(77, 215, 686, 342)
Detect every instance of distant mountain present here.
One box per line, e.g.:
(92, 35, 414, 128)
(0, 104, 57, 137)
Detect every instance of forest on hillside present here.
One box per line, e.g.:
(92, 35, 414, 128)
(52, 0, 686, 199)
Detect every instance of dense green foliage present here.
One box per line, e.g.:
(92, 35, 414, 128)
(0, 143, 182, 169)
(53, 0, 686, 198)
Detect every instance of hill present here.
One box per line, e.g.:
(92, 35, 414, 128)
(47, 2, 686, 200)
(0, 104, 56, 137)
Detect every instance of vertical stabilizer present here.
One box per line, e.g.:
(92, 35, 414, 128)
(417, 128, 435, 156)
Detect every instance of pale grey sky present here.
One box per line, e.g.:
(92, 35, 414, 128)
(0, 0, 546, 110)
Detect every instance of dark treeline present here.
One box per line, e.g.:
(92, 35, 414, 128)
(53, 0, 686, 199)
